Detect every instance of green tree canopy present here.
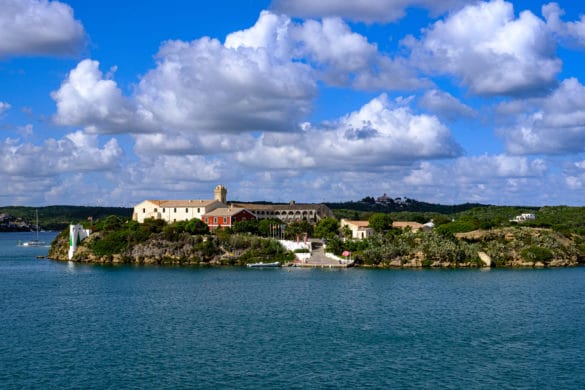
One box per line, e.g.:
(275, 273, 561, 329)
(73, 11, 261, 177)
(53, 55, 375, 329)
(232, 219, 259, 234)
(368, 213, 393, 233)
(286, 220, 313, 239)
(314, 217, 340, 239)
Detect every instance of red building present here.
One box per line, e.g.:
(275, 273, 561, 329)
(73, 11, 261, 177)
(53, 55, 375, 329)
(202, 207, 256, 231)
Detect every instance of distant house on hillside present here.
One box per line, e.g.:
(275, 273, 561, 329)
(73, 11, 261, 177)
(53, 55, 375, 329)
(511, 213, 536, 223)
(376, 193, 392, 204)
(392, 221, 435, 232)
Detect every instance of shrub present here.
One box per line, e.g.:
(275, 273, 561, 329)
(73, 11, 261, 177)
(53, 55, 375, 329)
(520, 246, 554, 263)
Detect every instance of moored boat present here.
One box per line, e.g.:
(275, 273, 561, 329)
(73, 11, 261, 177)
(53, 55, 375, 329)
(246, 261, 281, 268)
(20, 210, 46, 247)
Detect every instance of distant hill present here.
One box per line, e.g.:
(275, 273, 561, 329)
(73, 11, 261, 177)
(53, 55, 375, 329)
(326, 197, 485, 214)
(0, 206, 132, 231)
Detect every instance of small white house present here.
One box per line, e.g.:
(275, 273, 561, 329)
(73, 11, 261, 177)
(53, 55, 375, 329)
(511, 213, 536, 223)
(340, 219, 375, 240)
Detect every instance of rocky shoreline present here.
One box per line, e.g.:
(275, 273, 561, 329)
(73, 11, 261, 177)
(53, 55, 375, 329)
(47, 226, 583, 268)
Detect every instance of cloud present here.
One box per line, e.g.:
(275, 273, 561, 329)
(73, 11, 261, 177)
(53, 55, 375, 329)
(116, 155, 226, 202)
(564, 159, 585, 190)
(271, 0, 473, 23)
(133, 131, 255, 156)
(0, 131, 122, 177)
(51, 11, 431, 138)
(136, 14, 316, 133)
(418, 89, 476, 121)
(453, 155, 546, 178)
(500, 78, 585, 155)
(400, 155, 552, 204)
(0, 101, 11, 115)
(51, 59, 146, 133)
(0, 0, 85, 57)
(406, 0, 560, 96)
(543, 2, 585, 49)
(291, 17, 427, 90)
(237, 94, 462, 170)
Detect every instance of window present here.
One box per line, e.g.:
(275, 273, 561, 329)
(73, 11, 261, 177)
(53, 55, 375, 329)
(185, 208, 188, 213)
(162, 208, 166, 213)
(154, 208, 158, 212)
(174, 208, 177, 213)
(142, 208, 145, 213)
(198, 208, 200, 213)
(214, 217, 218, 224)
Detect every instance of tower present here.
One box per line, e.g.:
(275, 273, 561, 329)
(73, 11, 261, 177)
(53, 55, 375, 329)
(214, 184, 227, 204)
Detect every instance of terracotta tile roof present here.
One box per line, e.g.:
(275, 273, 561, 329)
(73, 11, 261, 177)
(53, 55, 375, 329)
(203, 207, 248, 217)
(145, 199, 219, 208)
(341, 220, 371, 228)
(392, 221, 424, 230)
(230, 202, 333, 216)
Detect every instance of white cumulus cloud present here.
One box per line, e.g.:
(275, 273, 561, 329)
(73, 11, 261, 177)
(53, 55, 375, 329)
(407, 0, 560, 96)
(418, 89, 476, 121)
(500, 78, 585, 155)
(543, 2, 585, 49)
(136, 28, 316, 133)
(0, 0, 85, 57)
(271, 0, 473, 23)
(237, 94, 462, 170)
(51, 59, 146, 133)
(0, 132, 123, 177)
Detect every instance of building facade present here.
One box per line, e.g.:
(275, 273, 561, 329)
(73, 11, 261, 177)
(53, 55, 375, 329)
(202, 207, 256, 231)
(132, 185, 333, 227)
(230, 201, 333, 223)
(340, 219, 375, 239)
(132, 184, 228, 223)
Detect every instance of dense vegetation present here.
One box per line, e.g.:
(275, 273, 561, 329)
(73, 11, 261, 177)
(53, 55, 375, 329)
(38, 199, 585, 267)
(0, 205, 132, 230)
(327, 197, 484, 217)
(60, 216, 294, 265)
(321, 202, 585, 267)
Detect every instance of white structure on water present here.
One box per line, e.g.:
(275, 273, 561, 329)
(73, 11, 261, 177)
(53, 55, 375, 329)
(69, 224, 91, 260)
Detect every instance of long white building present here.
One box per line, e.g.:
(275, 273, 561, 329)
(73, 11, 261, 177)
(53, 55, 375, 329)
(132, 185, 226, 223)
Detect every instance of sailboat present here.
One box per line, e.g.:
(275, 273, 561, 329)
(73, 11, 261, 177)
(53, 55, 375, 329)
(20, 209, 46, 247)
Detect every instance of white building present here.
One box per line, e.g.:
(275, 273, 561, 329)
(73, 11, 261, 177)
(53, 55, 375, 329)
(340, 219, 374, 240)
(132, 185, 226, 223)
(511, 213, 536, 223)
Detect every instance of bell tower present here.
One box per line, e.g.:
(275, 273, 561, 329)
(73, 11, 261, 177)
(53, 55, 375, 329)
(214, 184, 227, 204)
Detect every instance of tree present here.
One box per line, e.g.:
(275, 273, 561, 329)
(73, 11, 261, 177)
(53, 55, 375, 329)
(184, 218, 209, 234)
(258, 218, 282, 237)
(341, 225, 353, 239)
(232, 219, 259, 234)
(286, 220, 313, 240)
(314, 217, 340, 239)
(368, 213, 393, 233)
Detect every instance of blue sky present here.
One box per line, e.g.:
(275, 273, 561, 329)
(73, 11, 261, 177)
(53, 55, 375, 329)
(2, 0, 585, 207)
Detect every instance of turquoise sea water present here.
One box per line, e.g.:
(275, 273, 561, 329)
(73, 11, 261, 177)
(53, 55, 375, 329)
(1, 232, 585, 389)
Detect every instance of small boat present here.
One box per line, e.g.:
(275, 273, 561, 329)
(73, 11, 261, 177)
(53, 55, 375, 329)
(246, 261, 281, 268)
(20, 209, 47, 247)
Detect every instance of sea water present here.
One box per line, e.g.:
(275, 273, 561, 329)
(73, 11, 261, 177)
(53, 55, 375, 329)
(1, 232, 584, 389)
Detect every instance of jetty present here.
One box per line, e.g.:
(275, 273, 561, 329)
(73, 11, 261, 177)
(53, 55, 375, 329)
(289, 240, 354, 268)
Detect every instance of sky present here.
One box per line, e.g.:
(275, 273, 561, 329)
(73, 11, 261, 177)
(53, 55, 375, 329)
(2, 0, 585, 207)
